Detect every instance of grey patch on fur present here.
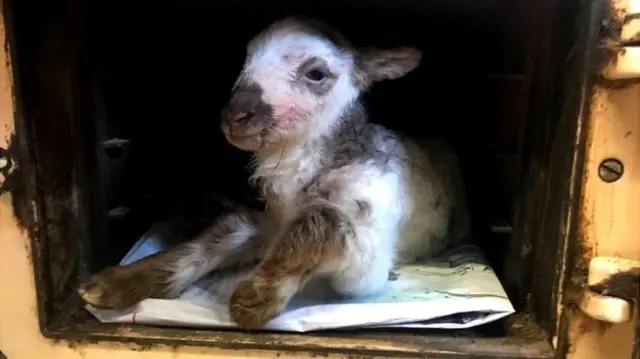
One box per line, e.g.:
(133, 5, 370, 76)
(324, 102, 402, 169)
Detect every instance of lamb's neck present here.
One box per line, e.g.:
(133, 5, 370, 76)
(251, 101, 368, 195)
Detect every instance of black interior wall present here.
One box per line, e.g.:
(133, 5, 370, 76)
(87, 0, 534, 272)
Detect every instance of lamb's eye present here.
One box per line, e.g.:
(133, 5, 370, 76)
(305, 69, 326, 82)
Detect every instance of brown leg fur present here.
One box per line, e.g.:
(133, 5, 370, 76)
(79, 208, 265, 309)
(228, 203, 351, 329)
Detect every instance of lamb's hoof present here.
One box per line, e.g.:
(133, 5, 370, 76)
(78, 266, 160, 310)
(228, 277, 282, 329)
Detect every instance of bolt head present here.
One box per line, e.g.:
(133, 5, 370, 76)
(598, 158, 624, 183)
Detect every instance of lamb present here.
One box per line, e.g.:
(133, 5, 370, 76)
(78, 16, 470, 329)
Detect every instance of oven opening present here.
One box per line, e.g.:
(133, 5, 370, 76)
(5, 0, 597, 356)
(97, 4, 522, 292)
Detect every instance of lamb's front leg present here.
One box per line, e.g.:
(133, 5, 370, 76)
(79, 208, 265, 310)
(228, 203, 351, 329)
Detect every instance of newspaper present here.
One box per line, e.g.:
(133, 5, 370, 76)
(86, 198, 515, 332)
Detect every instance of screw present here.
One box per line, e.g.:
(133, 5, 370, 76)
(598, 158, 624, 183)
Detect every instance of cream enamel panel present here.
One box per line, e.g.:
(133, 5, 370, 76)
(564, 84, 640, 358)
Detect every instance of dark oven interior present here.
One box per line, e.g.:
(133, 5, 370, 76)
(95, 0, 527, 279)
(3, 0, 601, 357)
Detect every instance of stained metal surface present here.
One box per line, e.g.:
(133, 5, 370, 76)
(565, 1, 640, 350)
(558, 0, 640, 357)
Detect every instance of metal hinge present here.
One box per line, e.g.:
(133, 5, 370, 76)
(580, 256, 640, 323)
(603, 0, 640, 80)
(579, 257, 640, 359)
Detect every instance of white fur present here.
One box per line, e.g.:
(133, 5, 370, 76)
(240, 21, 467, 299)
(252, 129, 460, 299)
(78, 19, 467, 316)
(164, 214, 257, 296)
(245, 32, 359, 144)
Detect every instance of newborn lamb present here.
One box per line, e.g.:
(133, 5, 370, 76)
(78, 16, 470, 329)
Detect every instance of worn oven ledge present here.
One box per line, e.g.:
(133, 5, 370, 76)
(44, 302, 554, 359)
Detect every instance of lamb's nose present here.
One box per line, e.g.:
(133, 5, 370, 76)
(231, 111, 254, 124)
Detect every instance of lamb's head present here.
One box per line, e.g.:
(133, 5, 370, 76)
(220, 17, 423, 152)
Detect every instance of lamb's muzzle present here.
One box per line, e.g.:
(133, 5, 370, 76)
(220, 79, 274, 151)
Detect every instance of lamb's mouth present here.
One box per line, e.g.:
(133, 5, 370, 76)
(223, 129, 268, 151)
(229, 131, 262, 140)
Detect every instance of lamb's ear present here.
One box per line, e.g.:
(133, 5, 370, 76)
(357, 47, 423, 83)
